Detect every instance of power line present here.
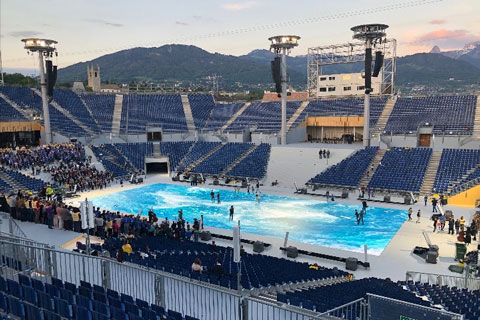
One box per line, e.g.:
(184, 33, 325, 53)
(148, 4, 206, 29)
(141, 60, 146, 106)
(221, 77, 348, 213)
(4, 0, 446, 64)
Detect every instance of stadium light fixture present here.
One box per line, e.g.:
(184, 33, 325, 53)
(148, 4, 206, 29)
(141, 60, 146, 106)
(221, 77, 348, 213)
(22, 38, 58, 144)
(268, 35, 300, 145)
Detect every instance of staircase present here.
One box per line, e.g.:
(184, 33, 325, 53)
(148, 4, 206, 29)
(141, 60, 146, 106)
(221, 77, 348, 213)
(111, 94, 123, 136)
(218, 102, 250, 134)
(357, 150, 385, 188)
(286, 101, 309, 131)
(221, 144, 258, 176)
(185, 144, 223, 172)
(77, 94, 102, 132)
(181, 95, 196, 134)
(153, 143, 161, 157)
(32, 89, 96, 136)
(0, 92, 32, 119)
(372, 97, 396, 135)
(472, 95, 480, 139)
(445, 162, 480, 195)
(419, 151, 442, 195)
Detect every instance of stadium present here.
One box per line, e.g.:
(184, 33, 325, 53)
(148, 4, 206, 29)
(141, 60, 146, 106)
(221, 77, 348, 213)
(0, 1, 479, 320)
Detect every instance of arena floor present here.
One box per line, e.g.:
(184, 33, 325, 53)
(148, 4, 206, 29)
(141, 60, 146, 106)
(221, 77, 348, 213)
(4, 174, 453, 281)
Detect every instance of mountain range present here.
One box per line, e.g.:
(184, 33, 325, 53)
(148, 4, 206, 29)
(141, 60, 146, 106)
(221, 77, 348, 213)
(57, 42, 480, 93)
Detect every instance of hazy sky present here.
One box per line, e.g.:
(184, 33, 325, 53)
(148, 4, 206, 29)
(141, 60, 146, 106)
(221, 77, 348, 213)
(1, 0, 479, 73)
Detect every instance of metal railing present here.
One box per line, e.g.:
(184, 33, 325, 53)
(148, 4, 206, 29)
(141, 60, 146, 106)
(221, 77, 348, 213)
(367, 294, 463, 320)
(0, 236, 469, 320)
(0, 211, 27, 238)
(406, 270, 480, 292)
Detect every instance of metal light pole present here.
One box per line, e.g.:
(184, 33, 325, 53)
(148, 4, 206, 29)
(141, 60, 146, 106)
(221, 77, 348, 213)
(22, 38, 57, 145)
(269, 35, 300, 145)
(351, 24, 388, 147)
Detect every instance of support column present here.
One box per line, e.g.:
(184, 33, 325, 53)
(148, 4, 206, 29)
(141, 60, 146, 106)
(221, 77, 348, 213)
(281, 48, 287, 145)
(38, 52, 51, 144)
(363, 38, 372, 147)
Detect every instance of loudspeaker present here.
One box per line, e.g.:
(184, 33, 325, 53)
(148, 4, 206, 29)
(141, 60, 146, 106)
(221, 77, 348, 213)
(271, 57, 281, 94)
(372, 51, 384, 77)
(345, 257, 358, 271)
(341, 191, 349, 199)
(364, 48, 372, 93)
(200, 231, 211, 241)
(286, 246, 298, 258)
(253, 241, 265, 253)
(404, 196, 411, 205)
(45, 60, 57, 102)
(213, 179, 219, 185)
(384, 195, 391, 202)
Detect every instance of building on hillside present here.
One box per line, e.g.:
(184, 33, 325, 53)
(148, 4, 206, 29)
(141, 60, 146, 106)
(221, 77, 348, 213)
(315, 72, 382, 97)
(87, 65, 101, 92)
(100, 83, 122, 93)
(262, 91, 308, 102)
(72, 81, 86, 93)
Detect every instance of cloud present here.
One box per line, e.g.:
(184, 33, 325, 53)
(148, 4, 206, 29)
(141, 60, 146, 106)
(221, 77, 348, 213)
(84, 18, 123, 27)
(221, 1, 258, 11)
(175, 21, 189, 26)
(9, 31, 43, 38)
(414, 29, 471, 43)
(428, 19, 447, 25)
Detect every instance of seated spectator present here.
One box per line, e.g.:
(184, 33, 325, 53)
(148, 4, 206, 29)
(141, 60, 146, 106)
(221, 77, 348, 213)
(209, 258, 225, 278)
(191, 258, 203, 273)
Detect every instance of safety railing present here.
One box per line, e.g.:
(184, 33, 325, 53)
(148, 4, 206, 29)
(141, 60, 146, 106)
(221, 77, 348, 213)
(406, 270, 480, 292)
(318, 298, 368, 320)
(367, 294, 463, 320)
(0, 211, 27, 238)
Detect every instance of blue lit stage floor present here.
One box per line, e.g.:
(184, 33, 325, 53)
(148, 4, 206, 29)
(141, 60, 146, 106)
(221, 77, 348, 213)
(91, 183, 406, 255)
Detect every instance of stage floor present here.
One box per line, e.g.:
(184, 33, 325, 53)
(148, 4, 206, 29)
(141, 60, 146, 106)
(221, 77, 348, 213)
(13, 174, 468, 281)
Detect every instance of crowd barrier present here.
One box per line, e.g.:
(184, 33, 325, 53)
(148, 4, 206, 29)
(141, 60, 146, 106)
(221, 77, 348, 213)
(406, 270, 480, 292)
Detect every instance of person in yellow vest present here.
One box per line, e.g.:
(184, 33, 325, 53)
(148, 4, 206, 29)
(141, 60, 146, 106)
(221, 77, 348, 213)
(122, 240, 132, 255)
(46, 185, 54, 201)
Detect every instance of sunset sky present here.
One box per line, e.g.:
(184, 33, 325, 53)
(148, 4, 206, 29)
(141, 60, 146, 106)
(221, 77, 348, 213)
(1, 0, 479, 74)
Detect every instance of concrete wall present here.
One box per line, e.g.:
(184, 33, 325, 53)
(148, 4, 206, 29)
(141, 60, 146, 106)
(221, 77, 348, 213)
(251, 132, 280, 145)
(373, 133, 480, 150)
(287, 125, 307, 144)
(448, 184, 480, 208)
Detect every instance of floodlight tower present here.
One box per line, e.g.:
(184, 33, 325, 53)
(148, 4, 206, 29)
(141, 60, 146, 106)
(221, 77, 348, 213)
(21, 38, 58, 144)
(351, 24, 388, 147)
(269, 35, 300, 145)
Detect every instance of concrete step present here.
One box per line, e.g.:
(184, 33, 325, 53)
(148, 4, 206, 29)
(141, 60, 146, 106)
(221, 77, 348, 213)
(286, 101, 309, 131)
(372, 97, 396, 135)
(181, 95, 196, 134)
(218, 102, 251, 134)
(186, 144, 224, 172)
(472, 95, 480, 138)
(419, 151, 443, 195)
(112, 94, 123, 136)
(222, 144, 258, 176)
(358, 150, 385, 188)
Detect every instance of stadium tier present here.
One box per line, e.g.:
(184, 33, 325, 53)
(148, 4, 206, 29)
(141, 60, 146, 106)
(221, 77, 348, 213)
(226, 143, 271, 179)
(53, 90, 101, 134)
(433, 149, 480, 194)
(308, 147, 378, 187)
(385, 96, 477, 135)
(0, 97, 26, 122)
(204, 103, 244, 131)
(295, 97, 388, 128)
(102, 237, 349, 290)
(368, 147, 432, 192)
(190, 143, 252, 175)
(115, 143, 154, 171)
(159, 142, 194, 171)
(175, 142, 221, 172)
(0, 275, 200, 320)
(91, 145, 133, 177)
(120, 94, 188, 134)
(401, 281, 480, 319)
(277, 278, 430, 313)
(226, 101, 301, 133)
(81, 94, 116, 133)
(187, 94, 215, 130)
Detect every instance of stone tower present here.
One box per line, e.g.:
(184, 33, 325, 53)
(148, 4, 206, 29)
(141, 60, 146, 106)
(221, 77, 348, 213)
(87, 65, 101, 92)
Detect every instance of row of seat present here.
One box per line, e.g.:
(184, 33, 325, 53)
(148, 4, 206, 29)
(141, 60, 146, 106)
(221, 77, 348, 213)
(0, 274, 199, 320)
(433, 149, 480, 194)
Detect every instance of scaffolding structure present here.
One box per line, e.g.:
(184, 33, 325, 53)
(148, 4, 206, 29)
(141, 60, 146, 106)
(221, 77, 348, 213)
(307, 39, 396, 98)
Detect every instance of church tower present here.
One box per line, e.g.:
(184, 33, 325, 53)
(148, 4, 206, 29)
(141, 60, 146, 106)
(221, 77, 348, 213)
(87, 65, 101, 92)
